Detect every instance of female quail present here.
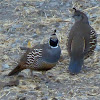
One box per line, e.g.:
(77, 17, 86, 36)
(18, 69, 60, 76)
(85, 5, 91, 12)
(8, 30, 61, 76)
(67, 8, 97, 74)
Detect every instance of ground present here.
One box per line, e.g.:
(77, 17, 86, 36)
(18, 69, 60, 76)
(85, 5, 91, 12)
(0, 0, 100, 100)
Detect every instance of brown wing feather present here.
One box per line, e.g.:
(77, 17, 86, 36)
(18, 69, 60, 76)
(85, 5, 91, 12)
(84, 28, 97, 59)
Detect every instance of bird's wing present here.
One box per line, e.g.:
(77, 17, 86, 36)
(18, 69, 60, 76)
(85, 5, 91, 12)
(83, 35, 90, 56)
(84, 27, 97, 59)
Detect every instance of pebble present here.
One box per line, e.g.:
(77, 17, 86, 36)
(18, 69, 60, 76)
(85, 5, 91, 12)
(52, 98, 58, 100)
(4, 80, 19, 87)
(11, 43, 17, 48)
(2, 63, 10, 70)
(3, 55, 9, 60)
(41, 97, 48, 100)
(12, 24, 22, 29)
(95, 45, 100, 51)
(0, 27, 3, 32)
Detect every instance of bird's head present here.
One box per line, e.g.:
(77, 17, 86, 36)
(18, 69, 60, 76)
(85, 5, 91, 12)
(72, 8, 89, 23)
(49, 29, 59, 48)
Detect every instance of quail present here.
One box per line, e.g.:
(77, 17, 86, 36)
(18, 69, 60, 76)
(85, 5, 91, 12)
(67, 8, 97, 74)
(8, 30, 61, 76)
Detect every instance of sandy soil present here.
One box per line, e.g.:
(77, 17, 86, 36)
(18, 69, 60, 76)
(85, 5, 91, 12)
(0, 0, 100, 100)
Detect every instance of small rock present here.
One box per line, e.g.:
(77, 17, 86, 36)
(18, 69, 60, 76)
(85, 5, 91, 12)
(18, 72, 27, 78)
(34, 86, 41, 90)
(27, 91, 36, 95)
(4, 80, 19, 87)
(0, 81, 5, 89)
(0, 27, 3, 32)
(26, 95, 37, 100)
(11, 43, 17, 48)
(3, 55, 9, 60)
(55, 79, 61, 83)
(95, 45, 100, 51)
(21, 81, 26, 85)
(2, 64, 10, 70)
(32, 34, 38, 38)
(18, 96, 26, 100)
(12, 24, 22, 29)
(52, 98, 58, 100)
(41, 97, 48, 100)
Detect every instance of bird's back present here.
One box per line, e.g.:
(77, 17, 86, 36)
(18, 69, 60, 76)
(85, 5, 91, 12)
(84, 26, 97, 59)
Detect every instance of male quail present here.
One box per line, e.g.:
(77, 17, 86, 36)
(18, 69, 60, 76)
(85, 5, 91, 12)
(8, 30, 61, 76)
(67, 8, 97, 74)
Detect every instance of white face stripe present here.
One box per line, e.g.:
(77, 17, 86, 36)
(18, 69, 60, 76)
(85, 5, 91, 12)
(50, 45, 58, 48)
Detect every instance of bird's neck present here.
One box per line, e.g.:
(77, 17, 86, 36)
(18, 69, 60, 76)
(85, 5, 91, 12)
(75, 20, 89, 27)
(75, 18, 89, 25)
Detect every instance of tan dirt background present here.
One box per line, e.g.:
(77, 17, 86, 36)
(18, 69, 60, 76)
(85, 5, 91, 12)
(0, 0, 100, 100)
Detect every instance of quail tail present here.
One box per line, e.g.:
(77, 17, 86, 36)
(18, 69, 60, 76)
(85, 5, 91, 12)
(8, 65, 24, 76)
(69, 57, 84, 74)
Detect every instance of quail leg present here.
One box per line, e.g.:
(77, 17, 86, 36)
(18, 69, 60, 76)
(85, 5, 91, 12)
(29, 70, 41, 82)
(30, 69, 34, 77)
(41, 71, 51, 83)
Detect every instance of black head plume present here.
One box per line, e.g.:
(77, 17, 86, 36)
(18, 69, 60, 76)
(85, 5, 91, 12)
(72, 8, 89, 23)
(73, 7, 76, 12)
